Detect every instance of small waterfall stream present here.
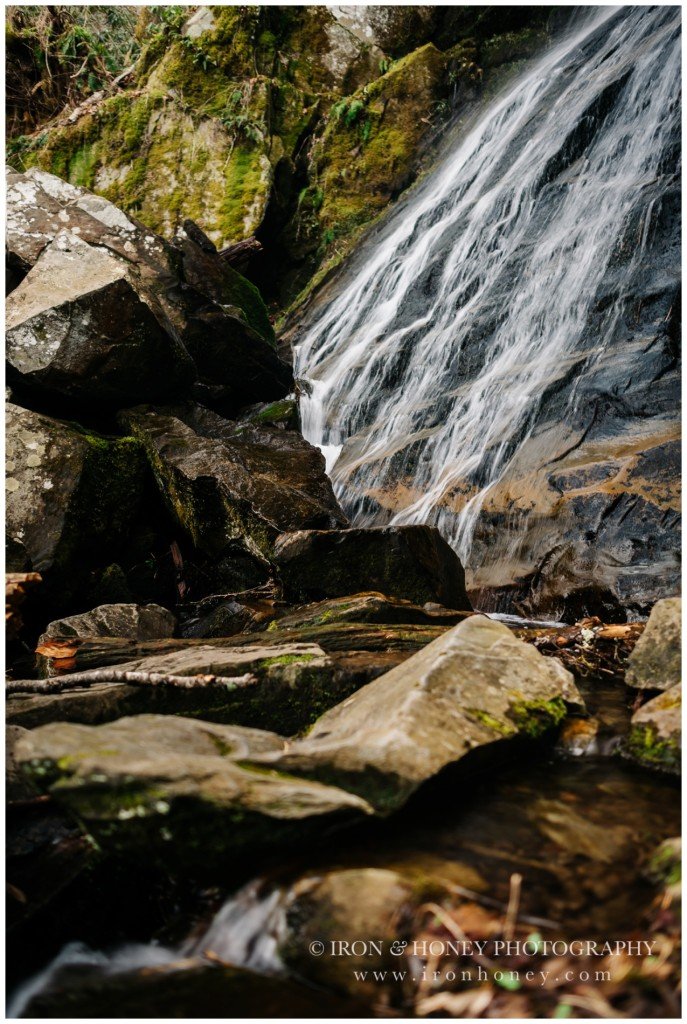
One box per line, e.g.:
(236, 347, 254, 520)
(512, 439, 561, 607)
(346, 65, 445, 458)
(295, 6, 680, 585)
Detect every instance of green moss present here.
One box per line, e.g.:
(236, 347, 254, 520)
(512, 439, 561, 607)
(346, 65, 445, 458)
(647, 839, 681, 887)
(625, 724, 680, 774)
(509, 696, 567, 738)
(261, 653, 318, 667)
(466, 708, 517, 737)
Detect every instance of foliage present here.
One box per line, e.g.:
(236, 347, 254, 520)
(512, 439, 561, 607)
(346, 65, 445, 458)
(6, 5, 139, 135)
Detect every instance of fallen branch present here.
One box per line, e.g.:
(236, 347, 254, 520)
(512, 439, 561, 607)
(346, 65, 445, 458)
(7, 670, 258, 696)
(218, 235, 262, 267)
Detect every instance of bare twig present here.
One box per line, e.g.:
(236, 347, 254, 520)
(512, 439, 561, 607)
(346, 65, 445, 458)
(503, 872, 522, 941)
(7, 670, 258, 696)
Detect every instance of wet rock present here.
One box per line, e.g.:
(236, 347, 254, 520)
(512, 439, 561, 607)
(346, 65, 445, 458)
(5, 403, 146, 607)
(248, 616, 583, 811)
(40, 603, 176, 644)
(625, 686, 681, 775)
(7, 230, 193, 406)
(273, 526, 471, 608)
(15, 715, 373, 871)
(626, 597, 681, 692)
(20, 958, 367, 1018)
(120, 404, 347, 564)
(240, 398, 299, 431)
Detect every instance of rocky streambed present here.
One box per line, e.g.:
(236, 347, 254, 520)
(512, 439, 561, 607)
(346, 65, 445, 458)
(5, 171, 681, 1018)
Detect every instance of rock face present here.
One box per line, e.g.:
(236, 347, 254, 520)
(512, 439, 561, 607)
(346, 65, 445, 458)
(40, 604, 176, 644)
(273, 526, 471, 608)
(626, 597, 681, 691)
(5, 403, 145, 600)
(249, 615, 583, 811)
(6, 167, 291, 413)
(120, 404, 348, 566)
(626, 686, 681, 776)
(15, 715, 373, 870)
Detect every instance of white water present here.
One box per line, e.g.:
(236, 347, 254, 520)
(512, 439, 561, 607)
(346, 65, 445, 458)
(296, 6, 680, 574)
(8, 880, 286, 1017)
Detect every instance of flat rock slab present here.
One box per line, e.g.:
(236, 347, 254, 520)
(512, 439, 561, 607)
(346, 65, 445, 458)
(248, 616, 583, 812)
(35, 623, 448, 676)
(272, 526, 472, 608)
(273, 591, 473, 630)
(15, 715, 374, 872)
(626, 597, 681, 691)
(11, 642, 404, 734)
(625, 685, 681, 775)
(7, 649, 407, 733)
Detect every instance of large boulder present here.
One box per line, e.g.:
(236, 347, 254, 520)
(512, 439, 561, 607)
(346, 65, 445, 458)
(6, 167, 290, 411)
(6, 230, 193, 406)
(40, 603, 176, 644)
(248, 615, 583, 811)
(272, 526, 471, 608)
(120, 403, 348, 567)
(626, 597, 681, 692)
(5, 403, 145, 605)
(14, 715, 373, 871)
(625, 686, 681, 775)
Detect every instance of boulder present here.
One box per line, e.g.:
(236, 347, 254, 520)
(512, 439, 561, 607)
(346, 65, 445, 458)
(625, 686, 681, 775)
(248, 615, 583, 811)
(272, 526, 471, 608)
(5, 403, 145, 605)
(6, 230, 193, 406)
(120, 404, 348, 564)
(14, 715, 373, 871)
(626, 597, 681, 691)
(6, 167, 290, 411)
(40, 603, 176, 644)
(281, 868, 416, 996)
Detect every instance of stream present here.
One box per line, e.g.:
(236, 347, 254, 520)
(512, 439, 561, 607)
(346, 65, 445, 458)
(9, 676, 679, 1017)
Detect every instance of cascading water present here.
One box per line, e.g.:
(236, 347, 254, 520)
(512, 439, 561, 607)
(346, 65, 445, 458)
(295, 6, 680, 610)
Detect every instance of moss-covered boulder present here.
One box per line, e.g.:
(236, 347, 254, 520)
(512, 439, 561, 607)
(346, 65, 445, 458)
(625, 686, 681, 775)
(272, 525, 471, 608)
(313, 44, 451, 246)
(247, 616, 584, 812)
(8, 8, 554, 306)
(626, 597, 681, 692)
(14, 714, 374, 872)
(5, 403, 146, 608)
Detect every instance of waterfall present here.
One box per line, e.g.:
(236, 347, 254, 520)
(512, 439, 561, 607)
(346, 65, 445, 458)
(295, 6, 680, 599)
